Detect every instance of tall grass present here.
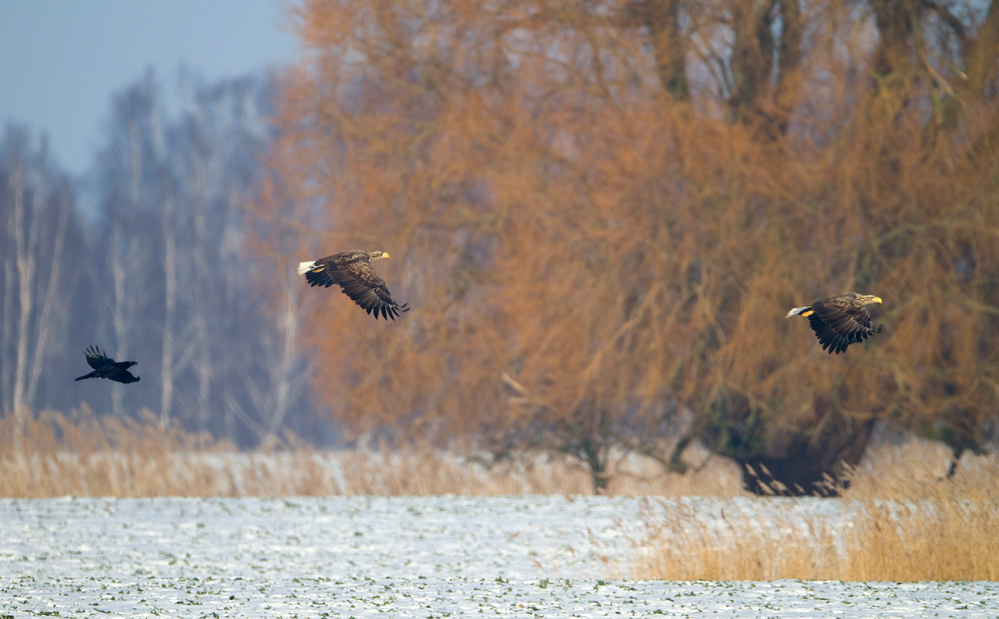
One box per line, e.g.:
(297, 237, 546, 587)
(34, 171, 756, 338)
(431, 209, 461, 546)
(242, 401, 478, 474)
(839, 435, 999, 581)
(632, 437, 999, 582)
(0, 409, 742, 497)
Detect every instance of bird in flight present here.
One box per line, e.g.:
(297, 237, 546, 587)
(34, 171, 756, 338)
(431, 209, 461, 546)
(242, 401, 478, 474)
(298, 250, 410, 320)
(786, 293, 883, 354)
(74, 346, 140, 383)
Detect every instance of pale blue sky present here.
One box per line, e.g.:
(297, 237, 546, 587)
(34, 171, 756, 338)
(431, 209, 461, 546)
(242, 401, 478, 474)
(0, 0, 297, 177)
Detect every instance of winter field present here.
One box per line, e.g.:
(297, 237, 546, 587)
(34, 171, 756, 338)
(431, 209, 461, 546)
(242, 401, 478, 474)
(2, 495, 998, 618)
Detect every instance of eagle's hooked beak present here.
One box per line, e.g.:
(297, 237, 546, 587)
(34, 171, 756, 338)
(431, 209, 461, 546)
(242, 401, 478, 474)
(874, 297, 883, 304)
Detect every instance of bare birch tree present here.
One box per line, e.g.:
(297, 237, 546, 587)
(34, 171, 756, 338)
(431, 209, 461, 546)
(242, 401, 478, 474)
(0, 127, 74, 445)
(101, 84, 159, 420)
(7, 139, 31, 444)
(1, 69, 324, 448)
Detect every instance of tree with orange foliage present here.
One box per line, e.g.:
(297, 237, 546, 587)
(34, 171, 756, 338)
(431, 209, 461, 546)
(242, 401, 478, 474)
(261, 0, 999, 494)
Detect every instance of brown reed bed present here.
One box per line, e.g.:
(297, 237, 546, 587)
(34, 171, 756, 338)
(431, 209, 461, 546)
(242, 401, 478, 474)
(631, 437, 999, 582)
(631, 492, 999, 582)
(0, 409, 743, 497)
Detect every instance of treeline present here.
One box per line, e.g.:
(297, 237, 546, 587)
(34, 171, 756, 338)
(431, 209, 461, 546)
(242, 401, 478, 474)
(257, 0, 999, 493)
(1, 70, 328, 448)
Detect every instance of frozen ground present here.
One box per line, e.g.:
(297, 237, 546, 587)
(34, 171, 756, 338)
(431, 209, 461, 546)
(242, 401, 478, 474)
(0, 496, 996, 618)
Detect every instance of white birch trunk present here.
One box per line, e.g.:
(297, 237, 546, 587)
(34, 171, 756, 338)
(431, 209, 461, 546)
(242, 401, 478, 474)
(150, 102, 175, 431)
(1, 254, 13, 412)
(9, 160, 30, 447)
(267, 277, 301, 439)
(192, 162, 212, 432)
(24, 184, 69, 408)
(109, 117, 144, 419)
(160, 193, 176, 429)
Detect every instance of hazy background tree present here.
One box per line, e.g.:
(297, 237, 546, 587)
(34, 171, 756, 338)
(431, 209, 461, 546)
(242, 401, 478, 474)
(90, 72, 167, 420)
(1, 69, 327, 449)
(0, 126, 86, 445)
(261, 0, 999, 493)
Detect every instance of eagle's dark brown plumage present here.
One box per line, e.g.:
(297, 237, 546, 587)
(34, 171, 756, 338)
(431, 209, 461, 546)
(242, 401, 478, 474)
(787, 293, 883, 354)
(298, 250, 410, 320)
(74, 346, 140, 383)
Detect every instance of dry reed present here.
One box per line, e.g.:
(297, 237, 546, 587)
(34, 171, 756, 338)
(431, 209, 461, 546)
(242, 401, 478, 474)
(0, 409, 743, 498)
(632, 438, 999, 582)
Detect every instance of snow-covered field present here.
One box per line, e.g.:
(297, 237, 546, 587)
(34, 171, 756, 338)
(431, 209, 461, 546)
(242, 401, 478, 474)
(1, 496, 995, 618)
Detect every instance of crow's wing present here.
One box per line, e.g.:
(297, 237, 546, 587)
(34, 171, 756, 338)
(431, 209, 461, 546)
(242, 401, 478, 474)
(84, 346, 116, 370)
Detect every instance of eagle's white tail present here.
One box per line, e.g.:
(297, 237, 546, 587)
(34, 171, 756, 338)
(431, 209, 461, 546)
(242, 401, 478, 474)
(786, 306, 810, 318)
(297, 261, 316, 275)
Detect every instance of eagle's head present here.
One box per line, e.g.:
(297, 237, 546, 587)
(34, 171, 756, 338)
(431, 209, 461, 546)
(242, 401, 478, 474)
(856, 294, 882, 305)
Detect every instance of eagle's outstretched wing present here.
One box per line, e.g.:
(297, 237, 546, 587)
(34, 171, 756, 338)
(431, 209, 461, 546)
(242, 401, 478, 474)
(787, 293, 883, 354)
(808, 305, 880, 354)
(334, 259, 409, 320)
(299, 250, 410, 320)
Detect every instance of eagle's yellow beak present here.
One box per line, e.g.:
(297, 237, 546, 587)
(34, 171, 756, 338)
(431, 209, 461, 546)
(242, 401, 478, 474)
(383, 252, 390, 259)
(874, 297, 883, 304)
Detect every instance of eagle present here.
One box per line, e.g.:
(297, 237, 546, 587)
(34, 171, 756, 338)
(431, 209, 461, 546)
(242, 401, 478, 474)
(298, 250, 410, 320)
(74, 346, 140, 383)
(787, 293, 883, 354)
